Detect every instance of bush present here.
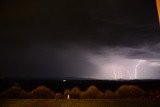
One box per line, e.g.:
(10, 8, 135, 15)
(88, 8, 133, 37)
(29, 85, 54, 99)
(83, 85, 103, 99)
(63, 89, 71, 99)
(115, 85, 145, 98)
(55, 92, 63, 99)
(0, 86, 27, 99)
(70, 87, 81, 99)
(80, 91, 87, 99)
(103, 90, 115, 99)
(149, 90, 160, 101)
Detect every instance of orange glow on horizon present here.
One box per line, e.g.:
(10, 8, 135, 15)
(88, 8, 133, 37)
(156, 0, 160, 25)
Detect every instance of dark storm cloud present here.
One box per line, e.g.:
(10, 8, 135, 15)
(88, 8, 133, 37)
(2, 42, 160, 79)
(0, 0, 160, 79)
(1, 0, 159, 46)
(0, 44, 97, 78)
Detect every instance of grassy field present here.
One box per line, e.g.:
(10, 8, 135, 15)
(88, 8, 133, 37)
(0, 99, 160, 107)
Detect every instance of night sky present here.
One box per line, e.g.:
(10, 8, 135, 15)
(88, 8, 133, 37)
(1, 0, 160, 79)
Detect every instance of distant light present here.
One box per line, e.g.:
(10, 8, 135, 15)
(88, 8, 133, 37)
(63, 80, 66, 82)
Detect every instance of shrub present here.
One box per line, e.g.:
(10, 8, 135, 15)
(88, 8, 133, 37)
(115, 85, 145, 98)
(0, 86, 27, 99)
(103, 90, 115, 99)
(83, 85, 103, 99)
(55, 92, 63, 99)
(70, 87, 81, 99)
(80, 91, 87, 99)
(150, 90, 160, 101)
(29, 85, 54, 99)
(63, 89, 71, 99)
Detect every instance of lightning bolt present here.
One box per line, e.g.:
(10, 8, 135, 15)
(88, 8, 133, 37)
(126, 70, 131, 79)
(134, 60, 143, 79)
(119, 70, 122, 79)
(111, 65, 117, 79)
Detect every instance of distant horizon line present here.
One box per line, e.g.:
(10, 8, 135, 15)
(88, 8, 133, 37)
(0, 76, 160, 81)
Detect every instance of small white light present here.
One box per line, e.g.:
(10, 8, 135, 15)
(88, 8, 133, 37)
(67, 94, 70, 99)
(63, 80, 66, 82)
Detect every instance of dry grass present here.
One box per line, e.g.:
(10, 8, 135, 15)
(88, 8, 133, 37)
(0, 99, 160, 107)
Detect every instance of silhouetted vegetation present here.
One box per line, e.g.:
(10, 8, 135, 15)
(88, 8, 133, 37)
(81, 85, 103, 99)
(115, 85, 145, 98)
(70, 87, 81, 99)
(28, 85, 54, 99)
(103, 90, 114, 99)
(149, 90, 160, 101)
(0, 84, 159, 101)
(55, 92, 63, 99)
(0, 86, 27, 99)
(63, 89, 71, 99)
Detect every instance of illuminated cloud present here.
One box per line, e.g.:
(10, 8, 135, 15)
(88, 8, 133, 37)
(87, 46, 160, 80)
(150, 62, 160, 66)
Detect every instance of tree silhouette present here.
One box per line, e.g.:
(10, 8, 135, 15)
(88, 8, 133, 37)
(104, 90, 115, 99)
(0, 86, 27, 99)
(115, 85, 145, 98)
(80, 91, 87, 99)
(84, 85, 103, 99)
(70, 87, 81, 99)
(29, 85, 54, 99)
(63, 89, 71, 99)
(55, 92, 63, 99)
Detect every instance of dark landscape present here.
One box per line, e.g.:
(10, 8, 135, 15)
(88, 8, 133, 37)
(1, 0, 160, 106)
(0, 79, 160, 107)
(0, 78, 160, 93)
